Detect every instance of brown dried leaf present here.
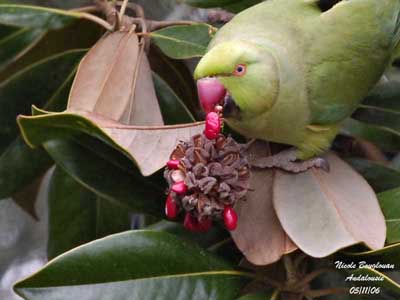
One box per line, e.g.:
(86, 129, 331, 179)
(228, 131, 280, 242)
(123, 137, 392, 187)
(231, 141, 297, 266)
(273, 152, 386, 258)
(68, 30, 163, 126)
(19, 29, 201, 177)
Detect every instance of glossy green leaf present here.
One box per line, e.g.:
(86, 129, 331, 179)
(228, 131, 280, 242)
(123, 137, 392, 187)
(15, 230, 250, 300)
(0, 4, 81, 29)
(378, 188, 400, 244)
(352, 268, 400, 294)
(48, 166, 97, 258)
(0, 19, 99, 82)
(342, 118, 400, 152)
(344, 243, 400, 267)
(347, 158, 400, 192)
(148, 220, 229, 249)
(0, 136, 51, 199)
(363, 80, 400, 111)
(149, 45, 201, 118)
(43, 65, 77, 112)
(95, 197, 131, 237)
(150, 24, 216, 59)
(0, 28, 44, 72)
(0, 60, 77, 201)
(185, 0, 242, 8)
(153, 72, 195, 125)
(48, 167, 131, 259)
(223, 0, 263, 13)
(352, 81, 400, 145)
(0, 24, 18, 38)
(44, 138, 165, 216)
(0, 49, 85, 152)
(354, 104, 400, 132)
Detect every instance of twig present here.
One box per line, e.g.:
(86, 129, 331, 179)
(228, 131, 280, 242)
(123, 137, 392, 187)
(118, 0, 129, 22)
(303, 288, 347, 298)
(79, 11, 114, 31)
(70, 5, 98, 13)
(94, 0, 118, 29)
(355, 139, 388, 165)
(259, 275, 284, 289)
(113, 1, 145, 18)
(271, 289, 280, 300)
(147, 20, 200, 31)
(131, 18, 199, 32)
(283, 255, 297, 285)
(73, 1, 201, 33)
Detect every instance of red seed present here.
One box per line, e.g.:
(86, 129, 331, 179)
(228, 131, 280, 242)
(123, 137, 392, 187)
(223, 206, 238, 231)
(198, 218, 213, 232)
(167, 159, 180, 169)
(171, 181, 188, 194)
(204, 112, 221, 140)
(165, 194, 178, 219)
(184, 213, 212, 232)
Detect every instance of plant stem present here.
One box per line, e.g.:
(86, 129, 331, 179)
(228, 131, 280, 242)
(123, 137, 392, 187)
(260, 275, 284, 289)
(79, 12, 114, 31)
(147, 20, 200, 31)
(131, 18, 199, 32)
(70, 5, 98, 13)
(271, 289, 280, 300)
(118, 0, 129, 21)
(283, 255, 297, 285)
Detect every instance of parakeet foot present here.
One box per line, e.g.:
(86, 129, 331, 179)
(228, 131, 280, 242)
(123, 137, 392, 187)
(249, 148, 330, 173)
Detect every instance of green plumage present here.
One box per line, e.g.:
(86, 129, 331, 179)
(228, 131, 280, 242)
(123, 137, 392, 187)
(194, 0, 400, 159)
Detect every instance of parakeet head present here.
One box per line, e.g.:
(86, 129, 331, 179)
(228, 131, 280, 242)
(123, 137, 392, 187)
(194, 40, 279, 123)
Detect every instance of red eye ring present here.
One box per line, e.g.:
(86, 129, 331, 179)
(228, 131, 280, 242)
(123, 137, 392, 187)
(233, 64, 246, 76)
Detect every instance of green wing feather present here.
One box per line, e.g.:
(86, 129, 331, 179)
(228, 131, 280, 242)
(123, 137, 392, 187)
(305, 0, 400, 125)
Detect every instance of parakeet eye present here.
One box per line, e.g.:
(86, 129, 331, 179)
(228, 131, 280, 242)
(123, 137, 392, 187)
(233, 64, 246, 76)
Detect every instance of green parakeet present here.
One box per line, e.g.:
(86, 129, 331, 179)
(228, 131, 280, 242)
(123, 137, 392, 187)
(194, 0, 400, 171)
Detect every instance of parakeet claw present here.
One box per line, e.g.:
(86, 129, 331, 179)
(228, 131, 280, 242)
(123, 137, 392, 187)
(249, 148, 330, 173)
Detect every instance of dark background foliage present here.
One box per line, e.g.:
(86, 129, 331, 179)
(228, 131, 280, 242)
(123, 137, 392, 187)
(0, 1, 399, 300)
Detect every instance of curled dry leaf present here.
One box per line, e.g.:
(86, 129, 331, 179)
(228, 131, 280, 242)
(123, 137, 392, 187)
(68, 30, 163, 126)
(273, 152, 386, 257)
(19, 29, 205, 176)
(231, 141, 297, 266)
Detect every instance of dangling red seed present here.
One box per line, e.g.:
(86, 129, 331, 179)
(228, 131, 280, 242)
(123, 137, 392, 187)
(198, 217, 213, 232)
(171, 181, 188, 194)
(165, 194, 178, 219)
(184, 213, 212, 232)
(183, 213, 196, 231)
(204, 112, 221, 140)
(223, 206, 238, 231)
(167, 159, 180, 169)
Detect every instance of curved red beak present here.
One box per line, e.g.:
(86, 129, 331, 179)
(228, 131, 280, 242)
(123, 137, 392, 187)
(197, 78, 226, 114)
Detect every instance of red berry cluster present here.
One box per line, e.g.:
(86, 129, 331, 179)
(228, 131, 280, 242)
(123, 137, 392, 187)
(164, 111, 240, 232)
